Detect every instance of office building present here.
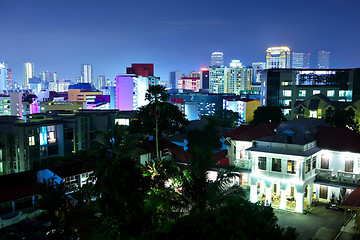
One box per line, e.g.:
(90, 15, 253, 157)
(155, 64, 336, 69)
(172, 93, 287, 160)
(24, 62, 34, 86)
(266, 47, 290, 69)
(188, 71, 200, 78)
(81, 64, 93, 84)
(169, 70, 181, 89)
(177, 77, 200, 92)
(292, 52, 311, 69)
(97, 75, 106, 90)
(260, 68, 360, 119)
(0, 63, 7, 91)
(223, 98, 260, 123)
(318, 51, 330, 69)
(200, 68, 210, 90)
(211, 52, 224, 67)
(209, 66, 229, 94)
(252, 62, 266, 84)
(75, 74, 83, 83)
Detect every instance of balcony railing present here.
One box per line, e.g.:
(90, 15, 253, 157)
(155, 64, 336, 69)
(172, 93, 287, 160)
(338, 171, 360, 183)
(234, 159, 251, 169)
(315, 168, 333, 180)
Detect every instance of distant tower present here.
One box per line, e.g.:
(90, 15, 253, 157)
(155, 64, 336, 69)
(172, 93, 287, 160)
(0, 63, 7, 91)
(252, 62, 266, 84)
(97, 75, 106, 89)
(292, 52, 311, 69)
(24, 62, 34, 86)
(169, 70, 181, 89)
(81, 64, 93, 83)
(211, 52, 224, 67)
(265, 47, 290, 69)
(318, 51, 330, 69)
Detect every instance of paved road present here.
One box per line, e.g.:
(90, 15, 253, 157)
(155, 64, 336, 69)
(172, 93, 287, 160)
(275, 203, 347, 240)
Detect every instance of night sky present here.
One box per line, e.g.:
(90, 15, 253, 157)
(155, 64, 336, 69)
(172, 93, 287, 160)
(1, 0, 359, 84)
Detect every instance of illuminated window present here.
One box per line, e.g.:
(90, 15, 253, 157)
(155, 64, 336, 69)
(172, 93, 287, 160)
(29, 136, 35, 146)
(282, 90, 292, 97)
(305, 159, 311, 173)
(47, 126, 56, 144)
(287, 160, 296, 174)
(299, 90, 306, 97)
(313, 90, 320, 95)
(327, 90, 335, 97)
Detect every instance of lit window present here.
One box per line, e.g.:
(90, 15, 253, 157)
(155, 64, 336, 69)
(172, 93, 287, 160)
(313, 90, 320, 95)
(299, 90, 306, 97)
(258, 157, 266, 170)
(287, 160, 296, 174)
(305, 159, 311, 173)
(327, 90, 335, 97)
(282, 90, 292, 97)
(29, 136, 35, 146)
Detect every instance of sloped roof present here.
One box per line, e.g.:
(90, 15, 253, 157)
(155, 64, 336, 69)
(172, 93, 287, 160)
(340, 186, 360, 210)
(316, 126, 360, 153)
(223, 123, 278, 141)
(213, 149, 230, 167)
(139, 139, 179, 154)
(0, 171, 38, 204)
(308, 99, 320, 110)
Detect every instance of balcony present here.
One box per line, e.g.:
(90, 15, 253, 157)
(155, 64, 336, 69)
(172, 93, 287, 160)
(234, 159, 251, 170)
(338, 171, 360, 184)
(315, 169, 333, 180)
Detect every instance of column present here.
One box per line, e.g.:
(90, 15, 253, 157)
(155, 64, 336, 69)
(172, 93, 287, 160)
(250, 184, 258, 203)
(295, 192, 304, 213)
(266, 187, 272, 206)
(307, 184, 313, 206)
(280, 189, 287, 210)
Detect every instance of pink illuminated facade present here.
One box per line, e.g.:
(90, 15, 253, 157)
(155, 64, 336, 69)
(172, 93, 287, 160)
(177, 77, 200, 92)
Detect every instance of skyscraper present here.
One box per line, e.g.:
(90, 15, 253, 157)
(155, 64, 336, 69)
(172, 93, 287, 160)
(211, 52, 224, 67)
(169, 70, 181, 89)
(24, 62, 34, 86)
(97, 75, 106, 89)
(265, 47, 290, 69)
(81, 64, 93, 83)
(318, 51, 330, 69)
(0, 63, 7, 91)
(292, 52, 311, 69)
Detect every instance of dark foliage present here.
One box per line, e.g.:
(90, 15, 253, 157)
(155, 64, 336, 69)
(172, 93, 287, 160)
(251, 105, 286, 125)
(325, 108, 359, 132)
(203, 108, 240, 128)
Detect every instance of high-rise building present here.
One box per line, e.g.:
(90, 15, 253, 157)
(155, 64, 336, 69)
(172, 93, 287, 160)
(97, 75, 106, 89)
(318, 51, 330, 69)
(6, 69, 12, 89)
(24, 62, 34, 86)
(252, 62, 266, 84)
(0, 63, 7, 91)
(75, 74, 83, 83)
(200, 68, 210, 90)
(169, 70, 181, 89)
(292, 52, 311, 69)
(209, 66, 229, 94)
(81, 64, 93, 83)
(188, 71, 200, 78)
(211, 52, 224, 67)
(265, 47, 290, 69)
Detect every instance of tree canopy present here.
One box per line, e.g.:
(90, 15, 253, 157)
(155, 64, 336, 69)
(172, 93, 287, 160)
(203, 108, 240, 128)
(325, 108, 359, 132)
(251, 105, 286, 125)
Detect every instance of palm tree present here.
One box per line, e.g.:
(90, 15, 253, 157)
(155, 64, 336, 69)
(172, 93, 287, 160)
(145, 85, 170, 161)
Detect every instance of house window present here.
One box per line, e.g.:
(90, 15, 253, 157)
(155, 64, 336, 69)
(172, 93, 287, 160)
(321, 155, 329, 169)
(319, 185, 328, 199)
(272, 158, 281, 172)
(305, 159, 311, 173)
(313, 90, 320, 95)
(312, 156, 317, 169)
(287, 160, 296, 174)
(327, 90, 335, 97)
(299, 90, 306, 97)
(345, 158, 354, 173)
(258, 157, 266, 170)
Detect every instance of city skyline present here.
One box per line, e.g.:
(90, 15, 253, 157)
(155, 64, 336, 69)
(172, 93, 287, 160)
(0, 0, 359, 84)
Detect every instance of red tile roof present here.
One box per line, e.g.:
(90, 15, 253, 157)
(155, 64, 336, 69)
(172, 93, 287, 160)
(213, 149, 229, 167)
(223, 123, 278, 141)
(0, 185, 38, 204)
(48, 159, 94, 178)
(340, 186, 360, 209)
(316, 126, 360, 153)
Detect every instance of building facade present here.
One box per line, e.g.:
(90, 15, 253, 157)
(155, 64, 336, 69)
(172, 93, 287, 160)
(211, 52, 224, 67)
(318, 51, 330, 69)
(266, 47, 291, 69)
(292, 52, 311, 69)
(81, 64, 93, 84)
(23, 62, 34, 87)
